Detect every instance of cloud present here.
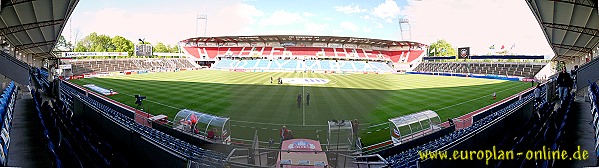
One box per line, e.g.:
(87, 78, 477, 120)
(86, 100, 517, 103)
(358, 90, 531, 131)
(360, 15, 372, 20)
(258, 10, 305, 26)
(372, 0, 402, 19)
(340, 21, 359, 32)
(234, 2, 264, 24)
(304, 22, 329, 34)
(72, 2, 264, 44)
(334, 4, 367, 14)
(362, 27, 372, 32)
(302, 12, 315, 17)
(375, 22, 384, 28)
(403, 0, 553, 56)
(323, 17, 334, 21)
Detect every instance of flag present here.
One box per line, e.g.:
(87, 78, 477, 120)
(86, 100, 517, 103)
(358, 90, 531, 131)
(510, 43, 515, 50)
(489, 45, 495, 49)
(501, 45, 505, 49)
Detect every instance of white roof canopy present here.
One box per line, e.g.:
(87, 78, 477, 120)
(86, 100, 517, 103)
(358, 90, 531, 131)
(0, 0, 79, 59)
(527, 0, 599, 60)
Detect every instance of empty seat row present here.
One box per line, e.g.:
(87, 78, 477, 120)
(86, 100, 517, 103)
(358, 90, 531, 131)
(588, 81, 599, 164)
(0, 81, 17, 166)
(212, 59, 394, 73)
(69, 58, 196, 75)
(413, 62, 545, 77)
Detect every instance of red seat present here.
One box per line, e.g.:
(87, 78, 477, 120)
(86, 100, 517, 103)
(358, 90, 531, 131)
(323, 48, 335, 57)
(183, 47, 201, 59)
(406, 50, 425, 62)
(335, 48, 346, 57)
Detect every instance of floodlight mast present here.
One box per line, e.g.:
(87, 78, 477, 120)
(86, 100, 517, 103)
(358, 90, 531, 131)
(398, 18, 412, 41)
(196, 14, 207, 36)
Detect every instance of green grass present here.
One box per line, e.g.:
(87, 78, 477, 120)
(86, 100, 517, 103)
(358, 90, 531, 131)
(70, 70, 531, 146)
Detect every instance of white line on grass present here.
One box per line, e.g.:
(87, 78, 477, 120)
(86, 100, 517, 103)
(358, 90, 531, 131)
(433, 84, 522, 112)
(302, 71, 306, 126)
(118, 92, 183, 110)
(229, 119, 327, 127)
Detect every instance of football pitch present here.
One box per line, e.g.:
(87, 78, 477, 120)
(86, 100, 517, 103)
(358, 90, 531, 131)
(70, 70, 531, 146)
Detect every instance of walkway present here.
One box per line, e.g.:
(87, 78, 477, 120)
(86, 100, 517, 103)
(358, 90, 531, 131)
(7, 87, 52, 167)
(561, 97, 597, 167)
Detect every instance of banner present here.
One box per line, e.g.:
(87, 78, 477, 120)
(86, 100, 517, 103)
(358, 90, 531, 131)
(62, 52, 128, 57)
(281, 42, 296, 47)
(58, 64, 72, 69)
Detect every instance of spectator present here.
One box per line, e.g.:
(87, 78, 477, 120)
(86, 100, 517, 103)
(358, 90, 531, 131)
(571, 65, 578, 89)
(556, 67, 572, 101)
(447, 118, 455, 126)
(268, 138, 274, 148)
(41, 101, 52, 114)
(280, 126, 288, 142)
(34, 89, 42, 103)
(534, 83, 542, 103)
(207, 128, 215, 140)
(270, 76, 273, 84)
(306, 93, 310, 107)
(286, 130, 294, 140)
(352, 119, 360, 139)
(297, 93, 302, 108)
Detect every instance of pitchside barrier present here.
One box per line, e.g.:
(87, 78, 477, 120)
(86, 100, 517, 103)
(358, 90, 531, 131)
(418, 85, 538, 167)
(370, 126, 455, 157)
(60, 80, 152, 126)
(471, 89, 533, 123)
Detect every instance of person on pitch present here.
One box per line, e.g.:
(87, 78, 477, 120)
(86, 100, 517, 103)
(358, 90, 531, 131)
(297, 93, 302, 108)
(306, 92, 310, 107)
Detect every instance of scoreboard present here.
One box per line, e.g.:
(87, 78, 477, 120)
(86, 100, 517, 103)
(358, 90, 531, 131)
(135, 44, 153, 57)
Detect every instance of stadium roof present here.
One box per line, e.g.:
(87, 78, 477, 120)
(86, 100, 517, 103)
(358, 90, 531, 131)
(0, 0, 79, 59)
(527, 0, 599, 61)
(181, 35, 426, 47)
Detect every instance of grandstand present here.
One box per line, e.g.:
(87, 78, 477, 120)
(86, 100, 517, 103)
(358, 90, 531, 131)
(413, 62, 545, 77)
(211, 59, 393, 72)
(180, 35, 427, 72)
(67, 58, 196, 75)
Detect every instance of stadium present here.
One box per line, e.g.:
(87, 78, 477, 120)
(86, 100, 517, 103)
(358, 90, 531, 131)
(0, 0, 597, 168)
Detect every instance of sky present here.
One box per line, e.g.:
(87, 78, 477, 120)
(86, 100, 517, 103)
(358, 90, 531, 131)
(61, 0, 554, 57)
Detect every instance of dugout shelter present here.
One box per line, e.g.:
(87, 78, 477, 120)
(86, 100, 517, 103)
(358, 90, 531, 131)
(389, 110, 442, 146)
(172, 109, 231, 144)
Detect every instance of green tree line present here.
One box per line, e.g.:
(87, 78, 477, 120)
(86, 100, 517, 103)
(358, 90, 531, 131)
(55, 32, 180, 56)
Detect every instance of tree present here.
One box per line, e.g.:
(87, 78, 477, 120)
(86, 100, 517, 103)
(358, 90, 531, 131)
(74, 43, 88, 52)
(168, 44, 180, 53)
(153, 42, 169, 53)
(76, 32, 116, 52)
(54, 35, 73, 51)
(429, 39, 456, 56)
(111, 36, 134, 55)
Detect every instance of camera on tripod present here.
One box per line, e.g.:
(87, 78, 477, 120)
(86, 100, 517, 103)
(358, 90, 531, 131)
(135, 95, 146, 101)
(135, 95, 146, 109)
